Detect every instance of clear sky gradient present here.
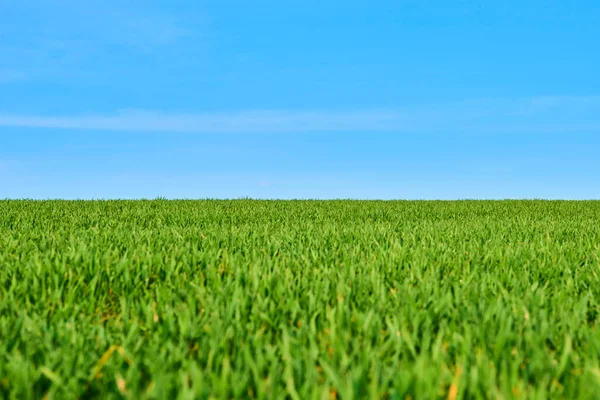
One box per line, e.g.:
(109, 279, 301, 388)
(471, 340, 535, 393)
(1, 1, 599, 199)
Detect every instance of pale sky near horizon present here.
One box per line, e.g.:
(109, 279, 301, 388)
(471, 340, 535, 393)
(1, 1, 600, 199)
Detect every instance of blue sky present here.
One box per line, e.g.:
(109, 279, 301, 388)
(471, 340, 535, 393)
(1, 0, 599, 199)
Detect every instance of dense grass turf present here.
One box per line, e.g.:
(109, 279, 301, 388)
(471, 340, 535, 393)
(1, 200, 600, 399)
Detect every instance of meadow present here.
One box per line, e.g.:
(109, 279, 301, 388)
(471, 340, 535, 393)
(1, 200, 600, 399)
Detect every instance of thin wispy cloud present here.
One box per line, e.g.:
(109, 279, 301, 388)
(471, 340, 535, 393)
(1, 96, 599, 133)
(258, 181, 273, 188)
(1, 0, 199, 48)
(0, 0, 204, 83)
(0, 109, 408, 133)
(0, 69, 27, 84)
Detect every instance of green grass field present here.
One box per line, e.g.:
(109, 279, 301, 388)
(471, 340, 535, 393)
(1, 200, 600, 399)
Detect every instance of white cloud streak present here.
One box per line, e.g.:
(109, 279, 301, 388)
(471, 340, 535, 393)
(0, 110, 408, 133)
(1, 96, 599, 133)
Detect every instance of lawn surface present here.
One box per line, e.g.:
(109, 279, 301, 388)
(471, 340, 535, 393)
(1, 200, 600, 399)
